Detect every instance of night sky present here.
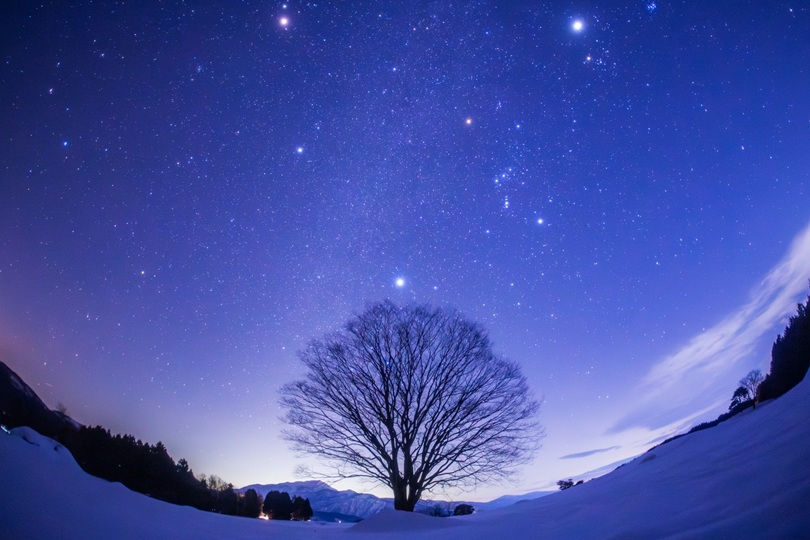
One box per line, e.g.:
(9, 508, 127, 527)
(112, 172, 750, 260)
(2, 1, 809, 501)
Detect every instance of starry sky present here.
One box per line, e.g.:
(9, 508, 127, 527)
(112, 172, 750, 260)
(2, 1, 809, 501)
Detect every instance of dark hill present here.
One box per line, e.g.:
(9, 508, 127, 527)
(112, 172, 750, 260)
(0, 360, 259, 517)
(0, 361, 78, 438)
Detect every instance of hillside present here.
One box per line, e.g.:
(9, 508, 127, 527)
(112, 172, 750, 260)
(3, 374, 810, 538)
(0, 360, 79, 437)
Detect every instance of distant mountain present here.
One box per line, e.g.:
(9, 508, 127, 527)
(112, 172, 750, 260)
(0, 361, 80, 438)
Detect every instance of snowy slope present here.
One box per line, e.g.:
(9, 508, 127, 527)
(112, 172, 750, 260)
(0, 426, 348, 540)
(3, 377, 810, 539)
(472, 489, 553, 511)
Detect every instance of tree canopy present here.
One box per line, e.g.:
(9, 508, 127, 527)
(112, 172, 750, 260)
(280, 301, 541, 511)
(263, 490, 293, 520)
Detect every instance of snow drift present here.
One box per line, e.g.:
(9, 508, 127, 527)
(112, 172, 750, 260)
(3, 377, 810, 539)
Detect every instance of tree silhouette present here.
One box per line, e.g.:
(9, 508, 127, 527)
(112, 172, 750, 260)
(263, 490, 293, 520)
(58, 425, 242, 515)
(758, 291, 810, 401)
(291, 496, 314, 521)
(729, 386, 750, 411)
(739, 369, 764, 399)
(727, 370, 763, 412)
(239, 489, 263, 518)
(557, 479, 574, 490)
(280, 301, 541, 511)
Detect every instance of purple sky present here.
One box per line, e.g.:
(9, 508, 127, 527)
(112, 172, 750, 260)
(2, 1, 809, 500)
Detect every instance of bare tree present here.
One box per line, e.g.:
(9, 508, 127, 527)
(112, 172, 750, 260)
(739, 369, 764, 408)
(280, 301, 542, 511)
(728, 369, 765, 411)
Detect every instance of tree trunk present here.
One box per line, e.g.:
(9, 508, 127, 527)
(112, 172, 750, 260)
(392, 481, 416, 511)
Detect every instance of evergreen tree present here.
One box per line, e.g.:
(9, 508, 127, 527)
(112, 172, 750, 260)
(217, 486, 239, 516)
(729, 386, 750, 411)
(291, 496, 314, 521)
(759, 292, 810, 401)
(263, 490, 293, 520)
(240, 489, 263, 518)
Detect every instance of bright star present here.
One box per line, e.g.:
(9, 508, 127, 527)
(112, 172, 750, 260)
(296, 146, 304, 154)
(465, 117, 473, 125)
(572, 20, 584, 32)
(395, 278, 405, 288)
(279, 16, 289, 27)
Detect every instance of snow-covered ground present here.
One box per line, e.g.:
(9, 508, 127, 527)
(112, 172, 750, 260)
(3, 378, 810, 539)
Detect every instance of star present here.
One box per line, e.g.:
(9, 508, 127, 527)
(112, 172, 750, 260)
(279, 16, 290, 28)
(395, 278, 405, 288)
(572, 20, 584, 32)
(465, 117, 473, 125)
